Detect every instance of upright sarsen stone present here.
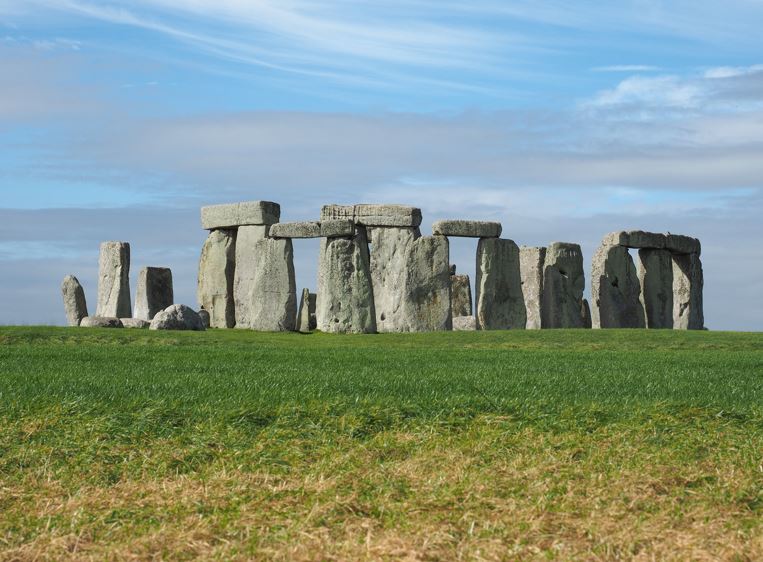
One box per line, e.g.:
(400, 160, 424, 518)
(96, 241, 131, 318)
(451, 274, 472, 318)
(198, 229, 236, 328)
(296, 287, 312, 333)
(591, 245, 645, 328)
(541, 242, 585, 329)
(475, 238, 526, 330)
(401, 235, 451, 332)
(249, 238, 297, 331)
(233, 225, 270, 328)
(61, 275, 88, 326)
(134, 267, 173, 321)
(673, 253, 704, 330)
(317, 227, 376, 334)
(637, 249, 674, 329)
(519, 246, 545, 330)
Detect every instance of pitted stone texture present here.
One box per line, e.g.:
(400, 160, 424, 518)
(297, 288, 312, 333)
(542, 242, 585, 329)
(666, 234, 701, 256)
(150, 304, 206, 331)
(198, 309, 211, 329)
(673, 253, 704, 330)
(96, 241, 131, 319)
(401, 235, 451, 332)
(269, 221, 321, 239)
(320, 220, 355, 238)
(61, 275, 88, 326)
(432, 220, 502, 238)
(233, 225, 270, 329)
(197, 229, 236, 328)
(201, 201, 280, 230)
(603, 231, 667, 250)
(134, 267, 173, 321)
(451, 274, 472, 318)
(581, 299, 592, 329)
(637, 249, 674, 329)
(475, 238, 526, 330)
(591, 245, 646, 328)
(321, 204, 422, 227)
(121, 318, 150, 329)
(368, 226, 421, 332)
(519, 246, 545, 330)
(80, 316, 123, 328)
(452, 315, 477, 331)
(247, 238, 297, 332)
(317, 227, 376, 333)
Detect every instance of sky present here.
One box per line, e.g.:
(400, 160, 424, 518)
(1, 0, 762, 330)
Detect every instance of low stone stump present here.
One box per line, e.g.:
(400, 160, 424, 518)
(519, 247, 545, 330)
(201, 201, 280, 230)
(637, 249, 674, 329)
(452, 315, 477, 331)
(61, 275, 88, 326)
(476, 238, 526, 330)
(96, 241, 132, 319)
(233, 225, 270, 328)
(432, 220, 502, 238)
(198, 229, 236, 328)
(198, 309, 211, 329)
(451, 274, 472, 318)
(121, 318, 150, 329)
(269, 221, 321, 239)
(321, 204, 422, 228)
(401, 235, 451, 332)
(248, 238, 297, 332)
(135, 267, 173, 321)
(150, 304, 206, 331)
(541, 242, 586, 329)
(80, 316, 123, 328)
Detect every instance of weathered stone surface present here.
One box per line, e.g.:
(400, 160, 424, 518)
(401, 236, 451, 332)
(80, 316, 123, 328)
(519, 246, 545, 330)
(603, 230, 667, 250)
(476, 238, 526, 330)
(320, 220, 355, 238)
(198, 309, 211, 329)
(201, 201, 280, 230)
(198, 229, 236, 329)
(317, 227, 376, 333)
(368, 226, 421, 332)
(452, 315, 477, 331)
(581, 299, 592, 329)
(542, 242, 585, 329)
(269, 221, 321, 239)
(637, 249, 674, 329)
(451, 274, 472, 317)
(150, 304, 206, 331)
(308, 293, 317, 330)
(296, 287, 312, 333)
(432, 220, 502, 238)
(120, 318, 150, 329)
(666, 234, 701, 256)
(320, 204, 422, 227)
(96, 241, 131, 319)
(673, 253, 704, 330)
(248, 238, 297, 332)
(591, 245, 645, 328)
(233, 225, 270, 328)
(61, 275, 88, 326)
(449, 264, 457, 276)
(134, 267, 173, 321)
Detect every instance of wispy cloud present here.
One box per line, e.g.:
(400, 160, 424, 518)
(592, 65, 661, 73)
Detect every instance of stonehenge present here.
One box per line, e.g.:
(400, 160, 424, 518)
(96, 241, 132, 318)
(198, 229, 236, 328)
(476, 238, 526, 330)
(450, 267, 472, 318)
(519, 247, 545, 329)
(61, 275, 88, 326)
(134, 267, 174, 321)
(541, 243, 585, 329)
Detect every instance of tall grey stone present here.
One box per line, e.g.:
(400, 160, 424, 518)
(61, 275, 88, 326)
(134, 267, 173, 321)
(401, 235, 452, 332)
(248, 237, 297, 332)
(673, 253, 704, 330)
(367, 226, 421, 332)
(451, 274, 472, 318)
(581, 299, 592, 329)
(637, 249, 674, 329)
(476, 238, 526, 330)
(197, 229, 236, 328)
(233, 225, 270, 329)
(296, 287, 312, 333)
(591, 245, 645, 328)
(96, 241, 131, 319)
(308, 293, 317, 330)
(519, 246, 545, 330)
(317, 227, 376, 333)
(541, 242, 585, 329)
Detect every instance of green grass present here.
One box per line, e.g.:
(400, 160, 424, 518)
(1, 327, 762, 560)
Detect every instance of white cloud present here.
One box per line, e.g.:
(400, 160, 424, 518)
(704, 64, 763, 79)
(586, 75, 703, 110)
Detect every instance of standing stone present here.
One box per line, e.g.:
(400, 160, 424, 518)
(591, 245, 645, 328)
(296, 287, 312, 333)
(317, 227, 376, 334)
(519, 247, 545, 330)
(476, 238, 526, 330)
(233, 225, 270, 328)
(451, 274, 472, 318)
(637, 249, 674, 329)
(96, 241, 131, 319)
(61, 275, 88, 326)
(367, 226, 421, 332)
(198, 309, 211, 329)
(401, 236, 452, 332)
(248, 238, 297, 332)
(134, 267, 174, 321)
(541, 243, 585, 329)
(198, 229, 236, 328)
(308, 293, 317, 330)
(581, 299, 592, 329)
(673, 253, 704, 330)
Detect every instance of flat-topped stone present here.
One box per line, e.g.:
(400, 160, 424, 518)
(96, 241, 131, 319)
(666, 234, 701, 255)
(432, 220, 502, 238)
(134, 267, 173, 321)
(121, 318, 150, 329)
(602, 230, 667, 250)
(320, 204, 422, 227)
(269, 221, 321, 239)
(201, 201, 280, 230)
(320, 220, 355, 238)
(80, 316, 123, 328)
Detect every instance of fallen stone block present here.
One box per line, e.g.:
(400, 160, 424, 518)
(96, 241, 131, 319)
(673, 253, 704, 329)
(519, 246, 545, 330)
(198, 229, 236, 328)
(150, 304, 206, 331)
(432, 220, 502, 238)
(61, 275, 88, 326)
(320, 204, 422, 227)
(452, 315, 477, 331)
(401, 235, 452, 332)
(248, 238, 297, 332)
(201, 201, 280, 230)
(269, 221, 321, 239)
(320, 220, 355, 238)
(476, 238, 526, 330)
(638, 249, 674, 329)
(666, 234, 701, 256)
(451, 274, 472, 318)
(591, 244, 645, 328)
(134, 267, 173, 321)
(80, 316, 123, 328)
(541, 242, 585, 329)
(233, 225, 270, 328)
(121, 318, 150, 329)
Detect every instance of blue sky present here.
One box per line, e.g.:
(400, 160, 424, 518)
(1, 1, 762, 329)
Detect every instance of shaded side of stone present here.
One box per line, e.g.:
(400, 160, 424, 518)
(541, 242, 585, 329)
(450, 274, 472, 317)
(62, 275, 88, 326)
(401, 235, 452, 332)
(197, 229, 236, 328)
(134, 267, 173, 321)
(591, 245, 645, 328)
(581, 299, 592, 329)
(233, 225, 270, 329)
(296, 287, 312, 333)
(249, 238, 297, 332)
(637, 249, 674, 329)
(475, 238, 526, 330)
(519, 246, 545, 330)
(96, 241, 132, 319)
(672, 253, 704, 330)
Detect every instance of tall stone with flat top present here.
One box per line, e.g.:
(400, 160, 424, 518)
(673, 253, 704, 330)
(134, 267, 173, 321)
(637, 249, 674, 329)
(248, 237, 297, 331)
(401, 235, 451, 332)
(591, 244, 645, 328)
(198, 229, 236, 328)
(233, 225, 270, 328)
(541, 242, 585, 329)
(519, 246, 545, 329)
(475, 238, 526, 330)
(61, 275, 88, 326)
(96, 241, 131, 319)
(450, 274, 472, 318)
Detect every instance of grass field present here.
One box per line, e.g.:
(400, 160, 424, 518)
(1, 327, 762, 560)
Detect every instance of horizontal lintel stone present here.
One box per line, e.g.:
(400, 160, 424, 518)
(320, 204, 422, 227)
(432, 220, 502, 238)
(601, 230, 700, 255)
(666, 234, 701, 256)
(201, 201, 280, 230)
(320, 219, 355, 238)
(269, 221, 321, 239)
